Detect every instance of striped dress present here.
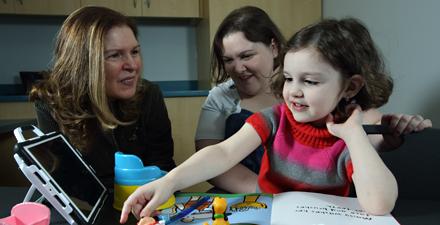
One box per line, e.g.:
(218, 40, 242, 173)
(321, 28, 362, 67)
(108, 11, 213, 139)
(246, 103, 353, 196)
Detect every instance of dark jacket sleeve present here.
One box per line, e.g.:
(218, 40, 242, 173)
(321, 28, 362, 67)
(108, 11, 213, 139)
(140, 82, 176, 171)
(34, 100, 60, 133)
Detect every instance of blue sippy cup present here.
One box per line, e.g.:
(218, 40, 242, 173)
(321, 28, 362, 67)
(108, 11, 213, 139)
(113, 152, 175, 210)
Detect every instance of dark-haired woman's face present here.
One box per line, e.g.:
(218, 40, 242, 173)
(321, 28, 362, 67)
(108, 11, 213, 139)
(104, 25, 141, 100)
(222, 32, 278, 98)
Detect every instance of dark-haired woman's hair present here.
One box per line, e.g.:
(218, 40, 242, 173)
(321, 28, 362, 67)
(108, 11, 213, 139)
(211, 6, 286, 85)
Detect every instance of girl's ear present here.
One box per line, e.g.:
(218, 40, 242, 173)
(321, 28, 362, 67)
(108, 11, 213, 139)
(344, 74, 364, 99)
(270, 38, 279, 58)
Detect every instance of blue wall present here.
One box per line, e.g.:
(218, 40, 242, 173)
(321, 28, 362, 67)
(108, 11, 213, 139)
(324, 0, 440, 127)
(0, 15, 198, 84)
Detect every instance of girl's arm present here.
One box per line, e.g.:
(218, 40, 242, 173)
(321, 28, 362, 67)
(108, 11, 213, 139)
(120, 123, 261, 223)
(327, 107, 398, 215)
(167, 124, 261, 192)
(196, 139, 258, 193)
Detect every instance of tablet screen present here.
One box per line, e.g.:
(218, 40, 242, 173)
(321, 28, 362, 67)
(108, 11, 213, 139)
(24, 134, 107, 221)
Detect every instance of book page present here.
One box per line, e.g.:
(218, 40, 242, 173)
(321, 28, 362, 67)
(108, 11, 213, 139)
(271, 192, 399, 225)
(159, 193, 273, 225)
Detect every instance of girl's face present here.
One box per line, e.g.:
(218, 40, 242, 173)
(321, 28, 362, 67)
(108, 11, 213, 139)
(282, 48, 346, 127)
(104, 25, 141, 100)
(222, 32, 278, 98)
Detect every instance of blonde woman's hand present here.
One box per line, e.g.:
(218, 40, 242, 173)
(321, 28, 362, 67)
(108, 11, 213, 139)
(119, 177, 174, 224)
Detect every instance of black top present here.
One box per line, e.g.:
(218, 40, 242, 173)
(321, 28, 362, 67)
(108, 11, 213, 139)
(34, 79, 176, 188)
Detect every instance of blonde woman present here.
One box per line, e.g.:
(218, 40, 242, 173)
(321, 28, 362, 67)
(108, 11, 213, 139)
(30, 6, 175, 188)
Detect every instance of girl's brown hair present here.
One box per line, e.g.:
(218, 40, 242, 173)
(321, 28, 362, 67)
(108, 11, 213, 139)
(272, 18, 393, 118)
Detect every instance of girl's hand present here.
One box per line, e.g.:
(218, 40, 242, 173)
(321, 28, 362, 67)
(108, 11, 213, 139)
(380, 114, 432, 149)
(326, 105, 364, 139)
(120, 177, 174, 224)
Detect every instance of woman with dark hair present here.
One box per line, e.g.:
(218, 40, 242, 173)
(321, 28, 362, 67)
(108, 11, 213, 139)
(195, 6, 285, 193)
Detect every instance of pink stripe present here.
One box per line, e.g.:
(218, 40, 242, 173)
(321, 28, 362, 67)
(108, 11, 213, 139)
(273, 133, 346, 171)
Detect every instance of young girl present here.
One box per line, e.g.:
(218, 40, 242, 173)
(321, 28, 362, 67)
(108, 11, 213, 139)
(121, 18, 412, 222)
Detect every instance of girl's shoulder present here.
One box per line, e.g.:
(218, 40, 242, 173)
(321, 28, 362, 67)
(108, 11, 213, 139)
(258, 103, 284, 117)
(250, 103, 285, 127)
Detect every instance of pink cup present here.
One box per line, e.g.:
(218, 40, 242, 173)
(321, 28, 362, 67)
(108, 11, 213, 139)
(0, 202, 50, 225)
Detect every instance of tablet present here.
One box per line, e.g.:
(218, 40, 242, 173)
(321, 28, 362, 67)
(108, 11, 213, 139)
(13, 126, 108, 225)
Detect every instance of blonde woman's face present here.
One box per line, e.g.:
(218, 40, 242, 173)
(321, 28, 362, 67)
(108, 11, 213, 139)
(104, 25, 141, 100)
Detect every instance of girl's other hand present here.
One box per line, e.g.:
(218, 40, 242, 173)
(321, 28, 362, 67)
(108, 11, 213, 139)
(326, 104, 364, 139)
(120, 178, 174, 224)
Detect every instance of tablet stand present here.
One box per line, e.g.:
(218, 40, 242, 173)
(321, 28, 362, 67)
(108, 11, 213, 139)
(13, 126, 78, 225)
(14, 126, 46, 204)
(23, 184, 45, 203)
(13, 125, 45, 143)
(14, 126, 48, 203)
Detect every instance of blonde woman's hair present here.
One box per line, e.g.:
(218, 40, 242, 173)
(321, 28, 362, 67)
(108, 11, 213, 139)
(31, 6, 142, 151)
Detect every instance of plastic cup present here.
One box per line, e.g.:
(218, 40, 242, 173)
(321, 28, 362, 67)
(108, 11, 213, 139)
(0, 202, 50, 225)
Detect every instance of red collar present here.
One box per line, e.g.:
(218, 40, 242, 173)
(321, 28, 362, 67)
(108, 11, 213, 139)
(284, 104, 338, 148)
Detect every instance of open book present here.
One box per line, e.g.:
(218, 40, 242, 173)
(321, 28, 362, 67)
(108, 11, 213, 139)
(158, 191, 399, 225)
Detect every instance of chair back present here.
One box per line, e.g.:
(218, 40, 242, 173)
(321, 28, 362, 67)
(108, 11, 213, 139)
(380, 128, 440, 200)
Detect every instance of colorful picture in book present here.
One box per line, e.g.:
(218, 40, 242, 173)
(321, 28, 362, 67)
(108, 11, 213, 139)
(159, 193, 272, 225)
